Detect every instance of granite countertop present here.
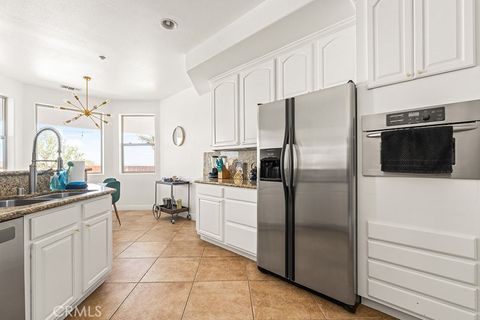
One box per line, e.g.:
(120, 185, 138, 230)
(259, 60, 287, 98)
(195, 178, 257, 189)
(0, 169, 53, 176)
(0, 184, 115, 223)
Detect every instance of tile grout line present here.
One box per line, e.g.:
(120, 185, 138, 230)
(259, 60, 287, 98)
(109, 214, 180, 319)
(112, 220, 157, 258)
(108, 219, 160, 319)
(106, 281, 138, 320)
(180, 246, 203, 320)
(246, 279, 255, 320)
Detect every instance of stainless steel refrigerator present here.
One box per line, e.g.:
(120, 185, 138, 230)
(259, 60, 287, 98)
(257, 82, 358, 309)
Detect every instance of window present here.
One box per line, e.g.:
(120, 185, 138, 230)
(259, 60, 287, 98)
(36, 104, 103, 173)
(0, 96, 6, 170)
(121, 115, 155, 173)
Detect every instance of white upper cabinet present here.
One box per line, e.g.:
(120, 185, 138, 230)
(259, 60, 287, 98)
(277, 44, 314, 98)
(316, 26, 356, 89)
(211, 74, 239, 148)
(239, 60, 275, 146)
(210, 25, 356, 149)
(368, 0, 414, 87)
(368, 0, 476, 88)
(414, 0, 475, 77)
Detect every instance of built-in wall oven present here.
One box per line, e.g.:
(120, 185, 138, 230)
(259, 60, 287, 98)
(362, 99, 480, 179)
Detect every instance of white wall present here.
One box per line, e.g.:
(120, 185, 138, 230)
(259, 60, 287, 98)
(158, 87, 211, 217)
(92, 99, 161, 210)
(0, 74, 23, 168)
(0, 74, 160, 209)
(355, 0, 480, 315)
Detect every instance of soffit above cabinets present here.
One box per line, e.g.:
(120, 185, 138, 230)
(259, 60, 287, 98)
(186, 0, 356, 95)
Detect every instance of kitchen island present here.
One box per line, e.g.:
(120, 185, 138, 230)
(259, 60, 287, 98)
(0, 184, 114, 222)
(0, 184, 115, 320)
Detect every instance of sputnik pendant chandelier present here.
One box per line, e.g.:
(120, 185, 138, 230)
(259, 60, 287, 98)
(55, 76, 111, 128)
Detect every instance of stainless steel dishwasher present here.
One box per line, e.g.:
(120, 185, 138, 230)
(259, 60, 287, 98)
(0, 217, 25, 320)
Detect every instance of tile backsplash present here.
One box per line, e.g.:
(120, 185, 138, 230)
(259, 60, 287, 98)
(203, 150, 257, 178)
(0, 170, 52, 196)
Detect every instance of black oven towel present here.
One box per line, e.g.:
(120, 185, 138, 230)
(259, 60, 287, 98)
(380, 126, 454, 174)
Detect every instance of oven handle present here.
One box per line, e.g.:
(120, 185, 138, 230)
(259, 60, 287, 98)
(365, 123, 478, 138)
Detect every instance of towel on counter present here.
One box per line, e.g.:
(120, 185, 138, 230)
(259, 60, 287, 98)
(380, 126, 454, 174)
(66, 181, 88, 190)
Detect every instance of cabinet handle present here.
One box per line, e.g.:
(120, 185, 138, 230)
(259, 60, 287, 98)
(417, 69, 426, 74)
(75, 229, 80, 233)
(86, 224, 91, 228)
(406, 73, 413, 78)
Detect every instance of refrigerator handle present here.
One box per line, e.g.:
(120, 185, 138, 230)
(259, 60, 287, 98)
(284, 144, 291, 187)
(280, 99, 290, 189)
(291, 143, 298, 186)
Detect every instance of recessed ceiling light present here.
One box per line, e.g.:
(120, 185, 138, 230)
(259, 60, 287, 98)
(99, 55, 107, 60)
(161, 18, 178, 30)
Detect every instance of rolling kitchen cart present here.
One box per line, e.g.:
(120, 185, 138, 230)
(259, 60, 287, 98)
(152, 180, 191, 224)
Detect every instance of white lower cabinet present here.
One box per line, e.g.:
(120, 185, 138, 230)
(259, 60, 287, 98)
(31, 226, 81, 320)
(26, 196, 112, 320)
(197, 184, 257, 258)
(224, 199, 257, 255)
(225, 222, 256, 255)
(198, 197, 223, 241)
(82, 212, 112, 292)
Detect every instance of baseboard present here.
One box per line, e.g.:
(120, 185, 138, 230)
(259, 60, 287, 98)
(199, 235, 256, 261)
(178, 211, 196, 221)
(362, 297, 420, 320)
(117, 204, 153, 211)
(116, 205, 197, 221)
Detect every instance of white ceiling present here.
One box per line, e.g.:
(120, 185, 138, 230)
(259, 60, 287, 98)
(0, 0, 266, 99)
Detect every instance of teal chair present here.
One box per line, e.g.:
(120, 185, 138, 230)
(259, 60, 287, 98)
(103, 178, 121, 225)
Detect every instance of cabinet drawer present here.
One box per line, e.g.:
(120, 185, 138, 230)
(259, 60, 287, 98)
(83, 196, 111, 219)
(197, 184, 224, 198)
(30, 206, 81, 240)
(224, 199, 256, 228)
(224, 187, 257, 203)
(225, 222, 256, 255)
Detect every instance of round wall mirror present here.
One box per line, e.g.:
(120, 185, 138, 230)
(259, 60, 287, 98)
(172, 126, 185, 146)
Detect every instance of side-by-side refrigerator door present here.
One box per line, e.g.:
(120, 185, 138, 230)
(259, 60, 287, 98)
(257, 99, 287, 277)
(293, 83, 357, 306)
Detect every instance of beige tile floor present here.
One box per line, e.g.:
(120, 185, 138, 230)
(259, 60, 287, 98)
(69, 210, 397, 320)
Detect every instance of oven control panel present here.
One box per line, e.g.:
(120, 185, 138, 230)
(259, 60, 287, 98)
(386, 107, 445, 126)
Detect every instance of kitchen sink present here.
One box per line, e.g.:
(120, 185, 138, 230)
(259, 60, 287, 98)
(33, 191, 91, 200)
(0, 199, 51, 208)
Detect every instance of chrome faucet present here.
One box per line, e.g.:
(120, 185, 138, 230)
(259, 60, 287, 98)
(29, 127, 63, 193)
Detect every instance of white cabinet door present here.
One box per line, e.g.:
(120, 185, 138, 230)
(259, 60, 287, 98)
(367, 0, 414, 87)
(317, 27, 356, 89)
(277, 44, 314, 98)
(198, 196, 223, 241)
(211, 75, 239, 148)
(414, 0, 475, 77)
(224, 199, 257, 255)
(31, 226, 81, 320)
(225, 223, 257, 255)
(239, 60, 275, 146)
(82, 211, 112, 293)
